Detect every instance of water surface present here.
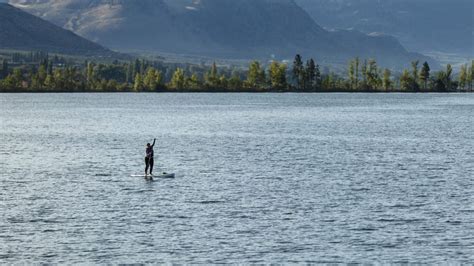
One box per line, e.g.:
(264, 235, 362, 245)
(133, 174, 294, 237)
(1, 93, 473, 263)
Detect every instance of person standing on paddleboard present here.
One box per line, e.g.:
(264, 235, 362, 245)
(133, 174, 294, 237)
(145, 138, 156, 176)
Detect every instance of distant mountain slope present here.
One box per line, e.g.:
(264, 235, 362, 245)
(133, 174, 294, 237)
(295, 0, 474, 57)
(0, 3, 113, 56)
(9, 0, 434, 67)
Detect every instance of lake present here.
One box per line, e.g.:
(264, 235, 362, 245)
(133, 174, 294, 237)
(0, 93, 473, 263)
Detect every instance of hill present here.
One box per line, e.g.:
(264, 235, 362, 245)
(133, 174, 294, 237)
(0, 3, 114, 56)
(9, 0, 434, 68)
(295, 0, 473, 58)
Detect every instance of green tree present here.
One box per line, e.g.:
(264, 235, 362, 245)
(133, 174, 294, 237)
(133, 59, 141, 77)
(314, 63, 322, 90)
(218, 74, 228, 90)
(52, 69, 65, 91)
(47, 60, 53, 75)
(86, 62, 96, 89)
(366, 59, 380, 90)
(411, 60, 420, 91)
(153, 69, 164, 90)
(169, 68, 186, 90)
(269, 61, 287, 90)
(2, 75, 15, 91)
(400, 69, 412, 91)
(107, 79, 119, 92)
(144, 68, 163, 91)
(360, 59, 368, 90)
(126, 63, 134, 84)
(37, 65, 47, 87)
(28, 66, 46, 91)
(292, 54, 305, 90)
(246, 61, 266, 90)
(62, 67, 78, 91)
(419, 61, 430, 91)
(204, 62, 219, 89)
(44, 74, 54, 91)
(13, 68, 23, 89)
(228, 72, 243, 91)
(30, 72, 41, 91)
(468, 60, 474, 91)
(133, 73, 143, 91)
(186, 73, 202, 91)
(382, 68, 392, 91)
(2, 68, 22, 90)
(348, 59, 356, 90)
(458, 64, 467, 90)
(445, 64, 453, 91)
(433, 71, 447, 91)
(306, 59, 316, 90)
(354, 57, 360, 90)
(322, 73, 336, 91)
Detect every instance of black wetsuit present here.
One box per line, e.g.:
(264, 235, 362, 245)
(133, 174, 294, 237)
(145, 140, 155, 174)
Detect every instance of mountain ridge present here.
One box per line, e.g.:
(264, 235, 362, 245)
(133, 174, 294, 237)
(8, 0, 435, 68)
(295, 0, 473, 57)
(0, 3, 115, 56)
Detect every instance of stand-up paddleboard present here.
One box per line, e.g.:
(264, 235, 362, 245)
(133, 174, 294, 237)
(131, 173, 175, 179)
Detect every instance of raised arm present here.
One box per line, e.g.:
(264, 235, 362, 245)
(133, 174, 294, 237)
(151, 138, 156, 147)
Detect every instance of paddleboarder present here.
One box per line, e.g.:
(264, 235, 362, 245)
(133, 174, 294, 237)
(145, 138, 156, 176)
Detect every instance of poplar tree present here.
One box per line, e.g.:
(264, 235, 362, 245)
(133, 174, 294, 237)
(400, 69, 412, 91)
(228, 72, 243, 91)
(52, 69, 65, 91)
(445, 64, 453, 91)
(86, 62, 95, 88)
(215, 74, 225, 90)
(30, 71, 41, 91)
(186, 73, 201, 91)
(246, 61, 266, 90)
(144, 68, 162, 91)
(411, 60, 420, 92)
(458, 64, 467, 90)
(47, 60, 53, 75)
(205, 62, 219, 89)
(366, 59, 380, 90)
(306, 59, 316, 91)
(468, 60, 474, 92)
(37, 65, 47, 87)
(169, 68, 186, 90)
(354, 57, 360, 90)
(292, 54, 305, 90)
(419, 61, 430, 91)
(13, 68, 23, 89)
(434, 71, 447, 92)
(314, 63, 321, 90)
(126, 63, 134, 84)
(3, 68, 22, 91)
(133, 73, 143, 91)
(348, 59, 356, 90)
(210, 62, 218, 79)
(133, 59, 140, 76)
(322, 73, 336, 91)
(44, 74, 54, 90)
(269, 61, 287, 90)
(361, 59, 368, 90)
(382, 68, 392, 91)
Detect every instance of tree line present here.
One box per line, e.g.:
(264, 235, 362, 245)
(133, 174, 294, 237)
(0, 53, 472, 92)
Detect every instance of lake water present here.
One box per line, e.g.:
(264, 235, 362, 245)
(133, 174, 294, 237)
(0, 93, 473, 263)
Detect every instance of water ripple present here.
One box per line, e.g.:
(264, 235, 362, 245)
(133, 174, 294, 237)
(1, 93, 473, 263)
